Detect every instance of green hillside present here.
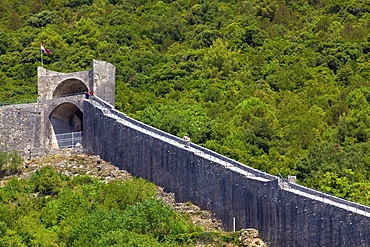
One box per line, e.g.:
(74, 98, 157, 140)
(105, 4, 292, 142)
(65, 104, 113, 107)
(1, 0, 370, 204)
(0, 152, 261, 246)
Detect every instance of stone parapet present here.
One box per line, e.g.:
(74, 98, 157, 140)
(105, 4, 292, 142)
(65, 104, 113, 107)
(82, 98, 370, 247)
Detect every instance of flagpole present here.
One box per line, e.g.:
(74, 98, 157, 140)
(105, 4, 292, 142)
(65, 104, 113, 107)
(41, 44, 43, 68)
(40, 43, 44, 68)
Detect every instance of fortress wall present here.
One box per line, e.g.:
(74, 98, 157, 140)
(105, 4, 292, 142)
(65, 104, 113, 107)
(38, 68, 91, 102)
(1, 95, 368, 246)
(0, 95, 87, 158)
(0, 103, 47, 158)
(83, 100, 370, 247)
(2, 60, 369, 246)
(92, 60, 116, 105)
(271, 188, 370, 246)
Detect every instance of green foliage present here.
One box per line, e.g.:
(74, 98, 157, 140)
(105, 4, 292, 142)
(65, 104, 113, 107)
(27, 11, 61, 28)
(67, 174, 100, 187)
(1, 0, 370, 204)
(95, 177, 156, 210)
(294, 141, 370, 202)
(0, 165, 206, 246)
(0, 151, 23, 177)
(69, 209, 125, 245)
(122, 198, 201, 241)
(30, 166, 63, 196)
(94, 230, 173, 247)
(14, 213, 59, 246)
(0, 177, 28, 203)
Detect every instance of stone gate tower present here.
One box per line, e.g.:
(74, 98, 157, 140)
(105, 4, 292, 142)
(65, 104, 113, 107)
(0, 60, 115, 158)
(2, 60, 370, 246)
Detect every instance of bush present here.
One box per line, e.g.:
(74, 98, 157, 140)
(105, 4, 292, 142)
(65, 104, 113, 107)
(122, 198, 202, 242)
(69, 209, 125, 246)
(67, 175, 99, 188)
(95, 230, 172, 247)
(95, 177, 156, 210)
(30, 166, 63, 196)
(0, 151, 22, 177)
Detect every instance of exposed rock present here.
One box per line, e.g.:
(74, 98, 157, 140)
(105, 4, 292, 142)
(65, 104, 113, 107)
(0, 150, 267, 246)
(238, 229, 267, 247)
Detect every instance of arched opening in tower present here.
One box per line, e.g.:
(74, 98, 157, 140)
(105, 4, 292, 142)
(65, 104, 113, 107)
(53, 78, 88, 98)
(49, 103, 83, 148)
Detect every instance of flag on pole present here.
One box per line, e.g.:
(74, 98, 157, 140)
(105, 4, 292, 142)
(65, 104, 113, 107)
(41, 43, 53, 53)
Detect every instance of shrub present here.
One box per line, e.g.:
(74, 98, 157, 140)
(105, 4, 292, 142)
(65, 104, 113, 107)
(67, 175, 99, 188)
(0, 151, 22, 177)
(95, 177, 156, 210)
(122, 198, 202, 242)
(30, 166, 63, 196)
(69, 209, 125, 246)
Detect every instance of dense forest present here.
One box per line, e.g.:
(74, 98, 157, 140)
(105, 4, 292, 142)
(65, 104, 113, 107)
(1, 0, 370, 204)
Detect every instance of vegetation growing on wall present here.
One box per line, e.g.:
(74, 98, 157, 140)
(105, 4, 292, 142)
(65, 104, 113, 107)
(1, 0, 370, 204)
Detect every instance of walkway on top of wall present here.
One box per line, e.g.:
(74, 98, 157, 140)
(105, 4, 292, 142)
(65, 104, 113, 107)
(90, 96, 370, 218)
(0, 93, 85, 108)
(90, 98, 271, 183)
(0, 99, 38, 108)
(281, 183, 370, 217)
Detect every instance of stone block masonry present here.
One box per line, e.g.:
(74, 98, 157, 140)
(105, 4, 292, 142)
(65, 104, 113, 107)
(0, 103, 48, 158)
(0, 60, 115, 158)
(1, 60, 370, 246)
(83, 98, 370, 247)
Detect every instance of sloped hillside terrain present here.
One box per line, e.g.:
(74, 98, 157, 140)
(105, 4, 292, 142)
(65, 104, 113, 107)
(0, 150, 266, 246)
(2, 0, 370, 211)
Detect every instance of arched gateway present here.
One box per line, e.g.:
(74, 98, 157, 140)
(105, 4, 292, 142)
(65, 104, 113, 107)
(0, 59, 115, 156)
(49, 102, 83, 148)
(52, 78, 88, 98)
(36, 60, 115, 150)
(1, 60, 370, 246)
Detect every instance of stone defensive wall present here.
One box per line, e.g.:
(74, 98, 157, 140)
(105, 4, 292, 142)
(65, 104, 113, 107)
(0, 93, 87, 158)
(1, 60, 370, 246)
(0, 60, 115, 158)
(0, 101, 46, 157)
(83, 97, 370, 247)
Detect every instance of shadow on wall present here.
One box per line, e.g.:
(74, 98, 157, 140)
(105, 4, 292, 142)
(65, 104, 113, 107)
(49, 102, 83, 148)
(53, 79, 88, 98)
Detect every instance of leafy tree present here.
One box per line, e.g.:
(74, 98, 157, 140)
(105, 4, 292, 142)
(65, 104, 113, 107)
(27, 11, 61, 28)
(14, 214, 59, 246)
(94, 230, 171, 247)
(122, 198, 201, 241)
(69, 209, 125, 246)
(0, 31, 10, 55)
(8, 11, 23, 30)
(199, 38, 241, 79)
(138, 100, 212, 143)
(30, 166, 63, 196)
(242, 26, 269, 48)
(95, 178, 156, 210)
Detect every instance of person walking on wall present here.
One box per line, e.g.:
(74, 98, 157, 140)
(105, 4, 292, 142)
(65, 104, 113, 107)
(183, 135, 190, 148)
